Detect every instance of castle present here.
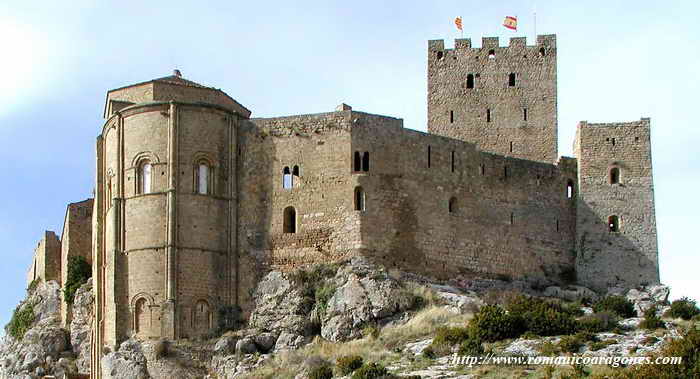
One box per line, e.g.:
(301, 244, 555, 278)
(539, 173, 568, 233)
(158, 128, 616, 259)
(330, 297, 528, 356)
(24, 34, 659, 377)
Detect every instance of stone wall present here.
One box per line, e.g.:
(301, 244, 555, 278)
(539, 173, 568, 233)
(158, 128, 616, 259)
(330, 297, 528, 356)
(574, 118, 659, 291)
(427, 35, 557, 163)
(60, 198, 94, 326)
(26, 231, 61, 287)
(352, 112, 576, 283)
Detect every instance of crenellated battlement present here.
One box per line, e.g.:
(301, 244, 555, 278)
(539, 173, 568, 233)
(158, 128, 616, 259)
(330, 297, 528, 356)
(428, 34, 556, 53)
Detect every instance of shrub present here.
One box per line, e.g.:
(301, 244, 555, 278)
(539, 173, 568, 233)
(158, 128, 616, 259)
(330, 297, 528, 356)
(667, 297, 700, 320)
(506, 295, 578, 336)
(309, 364, 333, 379)
(26, 279, 40, 293)
(611, 328, 700, 378)
(217, 305, 242, 334)
(422, 345, 435, 359)
(468, 304, 524, 342)
(154, 338, 169, 359)
(352, 362, 389, 379)
(538, 341, 559, 356)
(639, 306, 665, 330)
(589, 339, 616, 351)
(458, 337, 484, 356)
(362, 324, 380, 340)
(433, 326, 471, 347)
(592, 296, 635, 318)
(578, 311, 619, 333)
(63, 256, 91, 305)
(315, 283, 337, 316)
(558, 335, 583, 353)
(5, 303, 35, 340)
(641, 336, 658, 346)
(336, 355, 363, 375)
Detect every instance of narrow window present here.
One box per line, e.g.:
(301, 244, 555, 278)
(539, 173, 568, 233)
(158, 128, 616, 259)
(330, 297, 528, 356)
(196, 163, 209, 195)
(504, 165, 508, 179)
(567, 180, 575, 198)
(353, 152, 361, 172)
(437, 51, 443, 60)
(428, 146, 431, 168)
(448, 197, 457, 213)
(451, 151, 455, 172)
(556, 219, 560, 232)
(610, 167, 620, 184)
(611, 138, 616, 146)
(466, 74, 474, 89)
(139, 161, 152, 194)
(480, 164, 485, 175)
(362, 152, 369, 172)
(488, 49, 495, 59)
(608, 215, 619, 232)
(354, 186, 365, 211)
(523, 108, 528, 121)
(509, 141, 513, 153)
(539, 47, 545, 57)
(283, 167, 292, 189)
(510, 212, 514, 225)
(292, 165, 300, 187)
(283, 206, 297, 233)
(486, 108, 491, 123)
(450, 110, 454, 123)
(508, 73, 516, 87)
(635, 136, 639, 143)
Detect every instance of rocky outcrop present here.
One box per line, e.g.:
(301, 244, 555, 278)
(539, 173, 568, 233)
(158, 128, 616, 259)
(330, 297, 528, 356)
(249, 271, 315, 336)
(71, 279, 94, 374)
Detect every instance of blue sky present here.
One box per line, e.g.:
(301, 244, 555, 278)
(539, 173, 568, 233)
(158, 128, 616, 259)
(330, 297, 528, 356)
(1, 1, 698, 330)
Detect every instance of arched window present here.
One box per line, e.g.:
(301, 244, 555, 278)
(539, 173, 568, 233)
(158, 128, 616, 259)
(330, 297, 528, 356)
(194, 300, 212, 333)
(353, 151, 361, 172)
(196, 162, 210, 195)
(283, 206, 296, 233)
(135, 298, 149, 335)
(448, 197, 457, 213)
(283, 167, 292, 189)
(354, 186, 365, 211)
(138, 161, 152, 194)
(362, 152, 369, 172)
(488, 49, 495, 59)
(567, 180, 575, 199)
(608, 215, 620, 232)
(508, 73, 516, 87)
(486, 108, 491, 123)
(539, 47, 546, 57)
(292, 165, 300, 187)
(610, 167, 620, 184)
(466, 74, 474, 89)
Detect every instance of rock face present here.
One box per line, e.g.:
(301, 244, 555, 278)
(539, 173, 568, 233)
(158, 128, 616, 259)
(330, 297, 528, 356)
(623, 284, 671, 316)
(249, 271, 315, 336)
(71, 279, 94, 374)
(101, 339, 150, 379)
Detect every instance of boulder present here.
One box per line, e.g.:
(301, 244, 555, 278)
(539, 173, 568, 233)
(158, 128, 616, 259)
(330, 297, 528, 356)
(254, 333, 278, 353)
(214, 336, 238, 355)
(70, 280, 94, 374)
(236, 337, 258, 355)
(101, 339, 149, 379)
(543, 285, 598, 302)
(274, 332, 305, 352)
(648, 285, 670, 303)
(249, 271, 314, 336)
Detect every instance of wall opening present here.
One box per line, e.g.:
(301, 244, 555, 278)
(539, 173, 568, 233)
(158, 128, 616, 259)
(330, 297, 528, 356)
(196, 162, 210, 195)
(523, 108, 528, 121)
(283, 206, 297, 233)
(194, 300, 212, 333)
(138, 161, 152, 195)
(509, 141, 513, 153)
(354, 186, 365, 211)
(539, 47, 545, 56)
(567, 180, 575, 198)
(556, 219, 560, 232)
(466, 74, 474, 89)
(480, 164, 485, 175)
(504, 165, 509, 179)
(428, 146, 431, 168)
(510, 212, 514, 225)
(488, 49, 495, 59)
(508, 73, 516, 87)
(450, 110, 454, 123)
(610, 167, 620, 184)
(448, 197, 457, 213)
(362, 152, 369, 172)
(436, 51, 443, 60)
(292, 165, 300, 187)
(283, 166, 292, 189)
(608, 215, 620, 232)
(135, 298, 149, 335)
(486, 108, 491, 123)
(451, 151, 455, 172)
(353, 151, 361, 172)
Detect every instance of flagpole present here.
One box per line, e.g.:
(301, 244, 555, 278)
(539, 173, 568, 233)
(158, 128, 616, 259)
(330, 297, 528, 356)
(533, 4, 537, 38)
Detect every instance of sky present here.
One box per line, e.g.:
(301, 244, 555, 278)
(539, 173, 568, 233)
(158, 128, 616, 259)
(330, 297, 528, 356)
(0, 1, 698, 330)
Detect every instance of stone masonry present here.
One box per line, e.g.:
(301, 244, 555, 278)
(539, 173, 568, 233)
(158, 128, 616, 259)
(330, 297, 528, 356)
(21, 34, 659, 379)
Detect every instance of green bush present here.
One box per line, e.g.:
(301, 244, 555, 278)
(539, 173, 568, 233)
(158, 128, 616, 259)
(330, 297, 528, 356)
(577, 311, 619, 332)
(592, 296, 635, 318)
(469, 304, 524, 342)
(26, 279, 40, 293)
(315, 283, 337, 316)
(506, 295, 578, 336)
(5, 303, 35, 340)
(336, 355, 364, 375)
(557, 335, 583, 353)
(422, 345, 435, 359)
(309, 364, 333, 379)
(433, 326, 471, 347)
(610, 328, 700, 378)
(217, 305, 242, 334)
(457, 337, 484, 356)
(639, 306, 665, 330)
(352, 362, 389, 379)
(589, 339, 616, 351)
(63, 256, 91, 305)
(667, 297, 700, 320)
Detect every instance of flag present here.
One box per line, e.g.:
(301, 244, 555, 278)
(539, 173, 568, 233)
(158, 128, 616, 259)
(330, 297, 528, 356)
(503, 16, 517, 30)
(455, 16, 463, 31)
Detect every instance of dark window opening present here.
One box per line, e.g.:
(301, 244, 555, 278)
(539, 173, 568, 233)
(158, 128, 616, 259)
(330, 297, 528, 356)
(448, 197, 457, 213)
(504, 165, 509, 179)
(635, 136, 640, 143)
(353, 151, 361, 172)
(508, 73, 516, 87)
(610, 167, 620, 184)
(556, 219, 560, 232)
(283, 206, 297, 233)
(567, 180, 575, 198)
(354, 187, 365, 211)
(480, 164, 485, 175)
(488, 49, 495, 59)
(436, 51, 443, 60)
(608, 215, 619, 232)
(612, 138, 616, 146)
(428, 146, 431, 168)
(283, 166, 292, 189)
(292, 165, 300, 187)
(362, 152, 369, 172)
(510, 212, 514, 225)
(509, 141, 513, 153)
(451, 151, 455, 172)
(539, 47, 545, 57)
(467, 74, 474, 89)
(450, 110, 454, 123)
(523, 108, 528, 121)
(486, 108, 491, 123)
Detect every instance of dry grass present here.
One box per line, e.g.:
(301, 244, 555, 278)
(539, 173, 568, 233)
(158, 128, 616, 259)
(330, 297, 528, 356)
(240, 305, 472, 378)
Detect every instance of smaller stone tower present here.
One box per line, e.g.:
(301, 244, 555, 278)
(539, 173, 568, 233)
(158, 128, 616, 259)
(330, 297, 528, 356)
(574, 118, 659, 291)
(427, 35, 557, 163)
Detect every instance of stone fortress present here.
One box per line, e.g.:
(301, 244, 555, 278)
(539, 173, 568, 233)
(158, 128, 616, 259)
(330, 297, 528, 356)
(24, 34, 659, 377)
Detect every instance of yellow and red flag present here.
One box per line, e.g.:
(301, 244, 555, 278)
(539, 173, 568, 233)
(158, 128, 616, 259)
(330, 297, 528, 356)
(455, 16, 463, 31)
(503, 16, 517, 30)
